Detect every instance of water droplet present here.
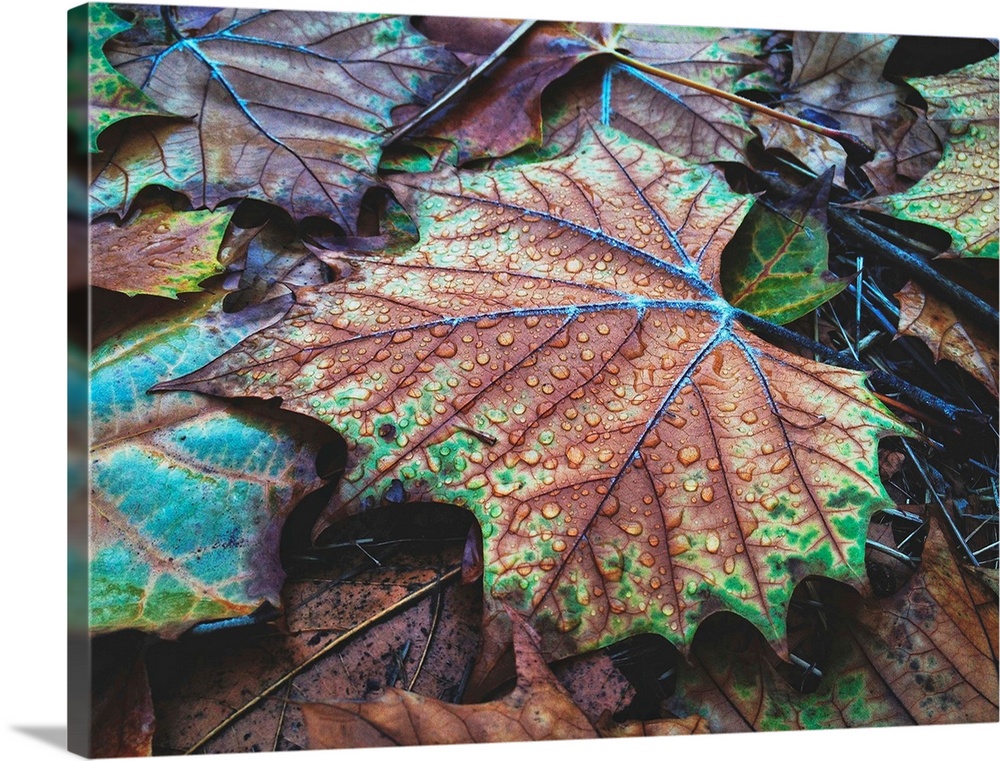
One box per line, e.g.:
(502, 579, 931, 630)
(706, 533, 720, 554)
(542, 503, 562, 519)
(741, 410, 758, 425)
(566, 446, 585, 468)
(677, 445, 701, 465)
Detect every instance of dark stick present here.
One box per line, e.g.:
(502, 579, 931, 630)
(830, 208, 999, 330)
(735, 309, 978, 428)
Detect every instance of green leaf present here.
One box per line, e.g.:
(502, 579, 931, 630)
(89, 292, 334, 636)
(87, 3, 171, 152)
(721, 171, 849, 324)
(851, 55, 999, 258)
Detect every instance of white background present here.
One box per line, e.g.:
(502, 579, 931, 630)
(1, 0, 997, 758)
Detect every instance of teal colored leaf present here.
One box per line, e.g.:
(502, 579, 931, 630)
(89, 292, 335, 636)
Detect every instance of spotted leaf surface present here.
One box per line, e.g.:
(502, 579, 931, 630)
(87, 3, 171, 152)
(90, 293, 334, 636)
(163, 126, 909, 677)
(90, 10, 462, 230)
(90, 202, 233, 298)
(851, 56, 999, 258)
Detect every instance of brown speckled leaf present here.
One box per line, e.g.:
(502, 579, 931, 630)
(302, 612, 704, 748)
(894, 280, 998, 397)
(161, 125, 909, 690)
(90, 10, 462, 231)
(847, 516, 999, 724)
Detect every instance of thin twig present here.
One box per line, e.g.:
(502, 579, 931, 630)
(831, 209, 999, 330)
(408, 587, 445, 690)
(183, 567, 461, 754)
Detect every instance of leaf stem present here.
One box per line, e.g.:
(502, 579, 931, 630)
(735, 309, 977, 428)
(606, 50, 875, 162)
(183, 566, 461, 755)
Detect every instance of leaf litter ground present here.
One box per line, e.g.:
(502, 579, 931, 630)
(77, 10, 1000, 755)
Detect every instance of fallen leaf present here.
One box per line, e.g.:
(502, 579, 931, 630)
(89, 291, 335, 636)
(852, 55, 999, 258)
(847, 515, 999, 723)
(161, 125, 910, 686)
(86, 3, 170, 152)
(781, 32, 902, 145)
(91, 633, 156, 758)
(894, 280, 998, 397)
(149, 542, 479, 754)
(301, 611, 704, 748)
(412, 21, 765, 165)
(721, 170, 849, 324)
(90, 202, 233, 298)
(90, 10, 463, 231)
(667, 610, 916, 732)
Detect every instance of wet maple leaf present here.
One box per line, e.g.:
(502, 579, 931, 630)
(161, 126, 909, 680)
(851, 55, 999, 258)
(90, 202, 234, 298)
(89, 9, 462, 231)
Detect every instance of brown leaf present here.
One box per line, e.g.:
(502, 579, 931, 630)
(301, 611, 702, 748)
(412, 21, 764, 164)
(148, 542, 481, 754)
(160, 125, 910, 692)
(895, 280, 998, 397)
(849, 515, 999, 723)
(91, 11, 463, 231)
(90, 202, 233, 298)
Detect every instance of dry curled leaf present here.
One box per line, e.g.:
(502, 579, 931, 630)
(302, 611, 705, 748)
(894, 280, 998, 397)
(160, 125, 909, 691)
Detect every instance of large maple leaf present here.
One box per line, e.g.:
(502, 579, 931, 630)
(89, 9, 463, 231)
(161, 126, 909, 679)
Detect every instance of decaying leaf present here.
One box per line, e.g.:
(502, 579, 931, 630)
(894, 280, 998, 397)
(721, 170, 849, 324)
(852, 55, 999, 258)
(86, 3, 170, 152)
(847, 515, 999, 723)
(89, 292, 335, 636)
(302, 612, 706, 748)
(410, 20, 765, 166)
(91, 633, 155, 758)
(90, 10, 463, 231)
(90, 202, 234, 298)
(160, 126, 909, 685)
